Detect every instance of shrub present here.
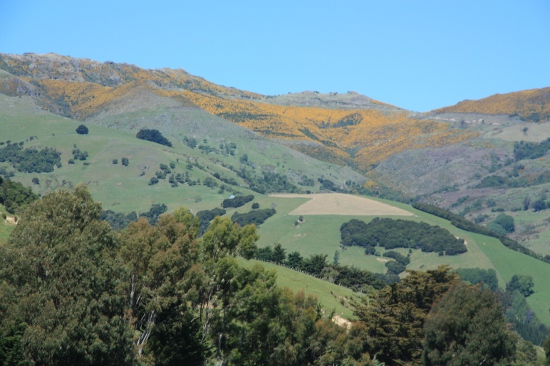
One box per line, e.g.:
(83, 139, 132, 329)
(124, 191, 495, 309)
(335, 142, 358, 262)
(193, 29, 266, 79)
(493, 214, 515, 233)
(251, 202, 260, 209)
(136, 129, 172, 147)
(112, 159, 118, 164)
(121, 157, 129, 166)
(76, 124, 89, 135)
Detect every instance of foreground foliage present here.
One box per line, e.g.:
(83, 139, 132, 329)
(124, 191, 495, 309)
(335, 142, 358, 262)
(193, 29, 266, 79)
(423, 282, 516, 365)
(0, 175, 38, 214)
(0, 187, 386, 365)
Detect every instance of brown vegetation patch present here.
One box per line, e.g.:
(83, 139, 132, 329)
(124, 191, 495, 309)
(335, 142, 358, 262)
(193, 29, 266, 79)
(332, 315, 351, 329)
(270, 193, 413, 216)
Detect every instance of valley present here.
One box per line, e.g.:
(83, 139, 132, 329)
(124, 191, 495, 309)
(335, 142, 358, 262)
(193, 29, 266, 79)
(1, 52, 550, 364)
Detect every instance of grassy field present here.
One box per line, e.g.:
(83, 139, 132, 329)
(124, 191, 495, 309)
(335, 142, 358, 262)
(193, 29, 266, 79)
(255, 193, 550, 324)
(256, 195, 496, 272)
(4, 93, 550, 325)
(237, 257, 359, 319)
(473, 233, 550, 324)
(0, 205, 15, 244)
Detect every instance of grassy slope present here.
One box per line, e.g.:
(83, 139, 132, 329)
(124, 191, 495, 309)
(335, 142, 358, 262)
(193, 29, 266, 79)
(237, 257, 358, 319)
(434, 87, 550, 122)
(0, 205, 15, 244)
(0, 94, 361, 213)
(255, 194, 550, 324)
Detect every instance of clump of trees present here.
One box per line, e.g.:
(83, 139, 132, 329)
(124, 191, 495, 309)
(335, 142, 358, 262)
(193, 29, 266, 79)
(72, 147, 89, 161)
(514, 138, 550, 161)
(139, 203, 167, 225)
(255, 246, 393, 290)
(382, 250, 410, 266)
(236, 169, 300, 194)
(0, 142, 61, 173)
(136, 129, 172, 147)
(0, 175, 38, 213)
(340, 218, 467, 255)
(455, 268, 499, 291)
(231, 208, 276, 227)
(222, 194, 254, 208)
(355, 266, 517, 365)
(196, 207, 226, 235)
(101, 209, 138, 231)
(422, 282, 516, 365)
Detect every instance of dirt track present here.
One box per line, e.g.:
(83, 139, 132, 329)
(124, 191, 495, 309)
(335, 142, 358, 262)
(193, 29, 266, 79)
(270, 193, 413, 216)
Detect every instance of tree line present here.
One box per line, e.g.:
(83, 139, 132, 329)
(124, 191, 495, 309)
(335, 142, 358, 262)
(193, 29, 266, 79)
(412, 202, 550, 264)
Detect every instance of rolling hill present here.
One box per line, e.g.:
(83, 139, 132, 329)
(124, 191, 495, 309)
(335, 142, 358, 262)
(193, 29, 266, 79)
(433, 87, 550, 122)
(2, 51, 550, 326)
(0, 52, 477, 170)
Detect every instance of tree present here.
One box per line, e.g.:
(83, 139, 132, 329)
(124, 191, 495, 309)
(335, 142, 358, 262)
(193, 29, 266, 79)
(423, 282, 516, 365)
(272, 243, 286, 264)
(523, 196, 531, 211)
(486, 222, 507, 236)
(506, 274, 535, 297)
(121, 157, 129, 166)
(76, 124, 89, 134)
(354, 266, 457, 365)
(119, 209, 203, 359)
(286, 251, 303, 268)
(493, 213, 515, 233)
(0, 186, 134, 365)
(544, 332, 550, 365)
(533, 198, 547, 212)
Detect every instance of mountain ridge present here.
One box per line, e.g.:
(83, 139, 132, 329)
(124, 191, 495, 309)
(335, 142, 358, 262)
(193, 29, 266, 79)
(0, 52, 478, 170)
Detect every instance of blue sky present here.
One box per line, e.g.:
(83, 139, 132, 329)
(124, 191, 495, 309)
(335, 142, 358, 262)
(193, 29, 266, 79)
(1, 1, 549, 111)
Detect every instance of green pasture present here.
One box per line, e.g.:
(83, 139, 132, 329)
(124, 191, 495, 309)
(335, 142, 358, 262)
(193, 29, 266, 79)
(0, 205, 15, 244)
(256, 195, 495, 273)
(473, 233, 550, 324)
(237, 257, 358, 319)
(0, 94, 362, 215)
(256, 194, 550, 324)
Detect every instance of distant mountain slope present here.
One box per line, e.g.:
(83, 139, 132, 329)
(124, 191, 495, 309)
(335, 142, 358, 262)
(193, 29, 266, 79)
(0, 53, 477, 170)
(433, 87, 550, 122)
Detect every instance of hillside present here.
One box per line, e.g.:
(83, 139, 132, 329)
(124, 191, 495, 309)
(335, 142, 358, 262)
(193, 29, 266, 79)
(2, 52, 550, 270)
(252, 193, 550, 325)
(0, 53, 477, 170)
(433, 87, 550, 122)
